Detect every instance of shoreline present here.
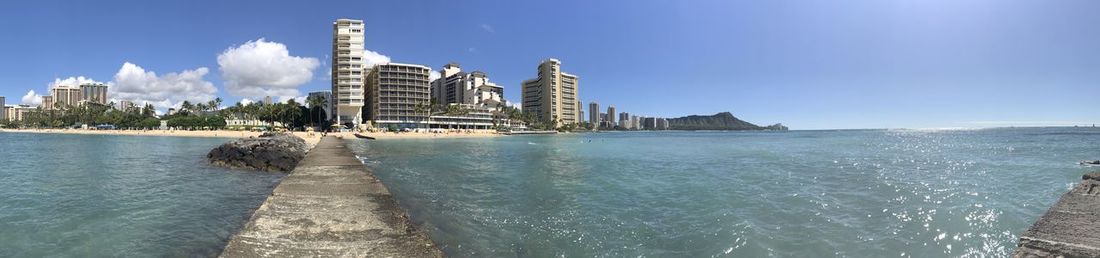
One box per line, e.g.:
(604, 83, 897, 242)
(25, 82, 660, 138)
(0, 128, 324, 147)
(0, 128, 500, 142)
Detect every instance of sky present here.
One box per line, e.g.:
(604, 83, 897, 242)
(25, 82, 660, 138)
(0, 0, 1097, 129)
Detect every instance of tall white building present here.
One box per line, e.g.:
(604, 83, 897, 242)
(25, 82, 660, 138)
(332, 19, 367, 126)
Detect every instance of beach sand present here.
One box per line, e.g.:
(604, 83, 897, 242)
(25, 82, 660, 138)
(0, 129, 325, 147)
(0, 128, 500, 145)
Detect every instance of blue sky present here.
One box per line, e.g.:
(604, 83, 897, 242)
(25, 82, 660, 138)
(0, 0, 1097, 129)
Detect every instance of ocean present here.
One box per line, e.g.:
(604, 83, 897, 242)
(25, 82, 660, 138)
(0, 133, 283, 257)
(347, 127, 1100, 257)
(0, 128, 1096, 257)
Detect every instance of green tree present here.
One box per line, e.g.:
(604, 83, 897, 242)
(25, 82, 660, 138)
(306, 95, 328, 129)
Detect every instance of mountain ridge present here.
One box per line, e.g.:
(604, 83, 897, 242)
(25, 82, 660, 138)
(667, 112, 787, 131)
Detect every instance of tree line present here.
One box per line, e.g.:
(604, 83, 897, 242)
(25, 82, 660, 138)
(2, 96, 332, 131)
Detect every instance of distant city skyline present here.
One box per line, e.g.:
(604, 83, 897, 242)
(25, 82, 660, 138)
(1, 0, 1097, 129)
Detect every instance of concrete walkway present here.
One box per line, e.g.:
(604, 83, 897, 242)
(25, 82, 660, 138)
(1014, 171, 1100, 257)
(221, 136, 443, 258)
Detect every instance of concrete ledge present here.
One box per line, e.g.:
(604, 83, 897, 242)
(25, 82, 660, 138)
(1014, 171, 1100, 257)
(222, 136, 443, 258)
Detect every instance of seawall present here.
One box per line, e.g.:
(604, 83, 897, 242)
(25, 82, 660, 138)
(1013, 171, 1100, 257)
(220, 136, 443, 257)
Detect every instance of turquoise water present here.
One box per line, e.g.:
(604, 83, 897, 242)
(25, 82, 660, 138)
(348, 128, 1100, 257)
(0, 133, 283, 257)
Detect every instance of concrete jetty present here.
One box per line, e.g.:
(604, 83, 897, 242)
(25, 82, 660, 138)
(1014, 171, 1100, 257)
(221, 136, 443, 257)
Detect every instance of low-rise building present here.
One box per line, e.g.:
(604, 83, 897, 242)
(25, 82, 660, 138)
(6, 105, 36, 122)
(425, 104, 496, 130)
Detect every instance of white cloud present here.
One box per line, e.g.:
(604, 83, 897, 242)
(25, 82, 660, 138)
(217, 38, 320, 100)
(467, 47, 477, 53)
(363, 49, 390, 68)
(276, 95, 307, 105)
(429, 70, 441, 82)
(21, 90, 43, 106)
(239, 98, 254, 106)
(480, 24, 495, 33)
(49, 76, 105, 89)
(111, 62, 218, 111)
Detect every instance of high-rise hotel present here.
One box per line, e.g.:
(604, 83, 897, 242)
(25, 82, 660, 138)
(331, 19, 366, 126)
(522, 58, 580, 126)
(365, 63, 432, 128)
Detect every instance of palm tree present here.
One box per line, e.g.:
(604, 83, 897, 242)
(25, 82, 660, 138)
(207, 98, 219, 112)
(306, 95, 327, 129)
(180, 101, 194, 113)
(142, 103, 156, 117)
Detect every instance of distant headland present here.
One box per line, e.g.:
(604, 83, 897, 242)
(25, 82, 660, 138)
(668, 112, 788, 131)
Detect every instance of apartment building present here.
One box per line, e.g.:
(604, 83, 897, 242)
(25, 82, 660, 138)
(366, 63, 432, 129)
(430, 63, 506, 107)
(521, 58, 579, 127)
(331, 18, 367, 126)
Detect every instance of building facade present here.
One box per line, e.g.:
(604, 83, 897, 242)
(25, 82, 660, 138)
(80, 83, 108, 104)
(521, 58, 579, 127)
(588, 102, 599, 126)
(657, 118, 669, 130)
(431, 63, 506, 107)
(41, 96, 53, 110)
(332, 18, 367, 126)
(366, 63, 432, 129)
(307, 90, 333, 119)
(6, 105, 35, 122)
(619, 112, 631, 129)
(426, 104, 496, 130)
(643, 117, 658, 130)
(116, 100, 135, 111)
(606, 106, 616, 127)
(46, 87, 82, 109)
(0, 96, 5, 121)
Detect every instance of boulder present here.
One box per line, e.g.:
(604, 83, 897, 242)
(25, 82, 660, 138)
(208, 132, 309, 172)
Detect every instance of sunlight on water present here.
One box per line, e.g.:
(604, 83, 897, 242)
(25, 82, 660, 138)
(347, 128, 1100, 257)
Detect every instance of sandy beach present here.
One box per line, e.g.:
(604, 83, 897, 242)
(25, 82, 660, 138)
(0, 129, 325, 147)
(0, 128, 501, 145)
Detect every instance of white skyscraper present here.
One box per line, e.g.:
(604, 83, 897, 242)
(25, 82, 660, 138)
(332, 19, 366, 126)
